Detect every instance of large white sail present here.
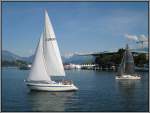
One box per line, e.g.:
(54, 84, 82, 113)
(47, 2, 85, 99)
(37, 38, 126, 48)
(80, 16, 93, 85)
(26, 11, 78, 91)
(27, 34, 51, 82)
(43, 10, 65, 76)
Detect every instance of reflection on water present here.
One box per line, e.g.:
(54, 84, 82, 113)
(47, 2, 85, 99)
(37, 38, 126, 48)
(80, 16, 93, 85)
(116, 80, 143, 111)
(117, 80, 140, 96)
(27, 91, 77, 111)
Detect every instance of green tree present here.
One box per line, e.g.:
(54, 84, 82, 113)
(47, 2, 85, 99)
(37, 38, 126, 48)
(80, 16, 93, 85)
(134, 54, 148, 67)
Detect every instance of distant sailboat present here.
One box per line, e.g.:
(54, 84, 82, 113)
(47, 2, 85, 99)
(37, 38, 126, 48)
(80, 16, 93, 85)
(116, 44, 141, 80)
(25, 10, 78, 91)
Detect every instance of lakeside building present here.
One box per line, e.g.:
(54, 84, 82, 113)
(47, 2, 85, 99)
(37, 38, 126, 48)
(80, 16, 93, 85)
(64, 63, 117, 71)
(64, 63, 97, 70)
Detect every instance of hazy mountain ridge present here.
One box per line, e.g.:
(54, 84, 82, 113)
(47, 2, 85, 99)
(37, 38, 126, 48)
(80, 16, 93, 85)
(62, 55, 95, 64)
(2, 50, 22, 61)
(2, 50, 95, 64)
(2, 50, 34, 63)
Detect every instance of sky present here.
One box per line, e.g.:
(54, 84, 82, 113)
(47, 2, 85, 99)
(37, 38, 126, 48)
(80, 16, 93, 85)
(2, 1, 148, 57)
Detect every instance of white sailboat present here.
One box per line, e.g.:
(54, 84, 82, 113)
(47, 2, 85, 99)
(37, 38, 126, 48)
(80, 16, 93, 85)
(116, 44, 141, 80)
(25, 10, 78, 91)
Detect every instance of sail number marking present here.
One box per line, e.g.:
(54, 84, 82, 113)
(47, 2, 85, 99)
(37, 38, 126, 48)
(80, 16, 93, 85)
(46, 38, 56, 41)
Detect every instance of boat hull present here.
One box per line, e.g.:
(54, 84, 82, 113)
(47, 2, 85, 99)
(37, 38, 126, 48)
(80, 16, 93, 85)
(115, 74, 141, 80)
(26, 82, 78, 91)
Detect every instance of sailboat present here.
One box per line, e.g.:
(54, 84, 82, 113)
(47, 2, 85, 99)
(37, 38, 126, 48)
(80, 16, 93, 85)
(25, 10, 78, 91)
(116, 44, 141, 80)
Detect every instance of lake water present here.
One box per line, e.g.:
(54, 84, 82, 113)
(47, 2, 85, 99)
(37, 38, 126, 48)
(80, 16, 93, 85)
(2, 68, 149, 112)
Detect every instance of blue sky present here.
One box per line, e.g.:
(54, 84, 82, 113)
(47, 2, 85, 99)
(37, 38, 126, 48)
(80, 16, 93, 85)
(2, 2, 148, 57)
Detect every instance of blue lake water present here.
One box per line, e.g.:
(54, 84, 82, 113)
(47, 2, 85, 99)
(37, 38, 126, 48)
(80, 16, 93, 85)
(2, 68, 149, 112)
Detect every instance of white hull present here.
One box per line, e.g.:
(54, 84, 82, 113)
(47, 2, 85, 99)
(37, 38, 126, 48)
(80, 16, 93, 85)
(116, 74, 141, 80)
(26, 82, 78, 91)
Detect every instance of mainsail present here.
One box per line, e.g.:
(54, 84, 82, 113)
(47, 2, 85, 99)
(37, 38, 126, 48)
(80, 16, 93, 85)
(27, 10, 65, 82)
(117, 44, 135, 76)
(43, 10, 65, 76)
(124, 44, 135, 74)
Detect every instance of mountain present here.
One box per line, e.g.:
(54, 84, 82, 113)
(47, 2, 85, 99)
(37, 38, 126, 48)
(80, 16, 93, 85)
(2, 50, 95, 64)
(62, 54, 95, 64)
(21, 55, 34, 63)
(2, 50, 33, 63)
(2, 50, 22, 61)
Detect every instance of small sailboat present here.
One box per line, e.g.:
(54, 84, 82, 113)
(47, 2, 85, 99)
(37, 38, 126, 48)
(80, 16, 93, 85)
(25, 10, 78, 91)
(116, 44, 141, 80)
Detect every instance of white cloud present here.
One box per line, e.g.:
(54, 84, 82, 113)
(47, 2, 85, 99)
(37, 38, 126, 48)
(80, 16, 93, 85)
(125, 34, 138, 41)
(138, 34, 148, 42)
(125, 34, 148, 48)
